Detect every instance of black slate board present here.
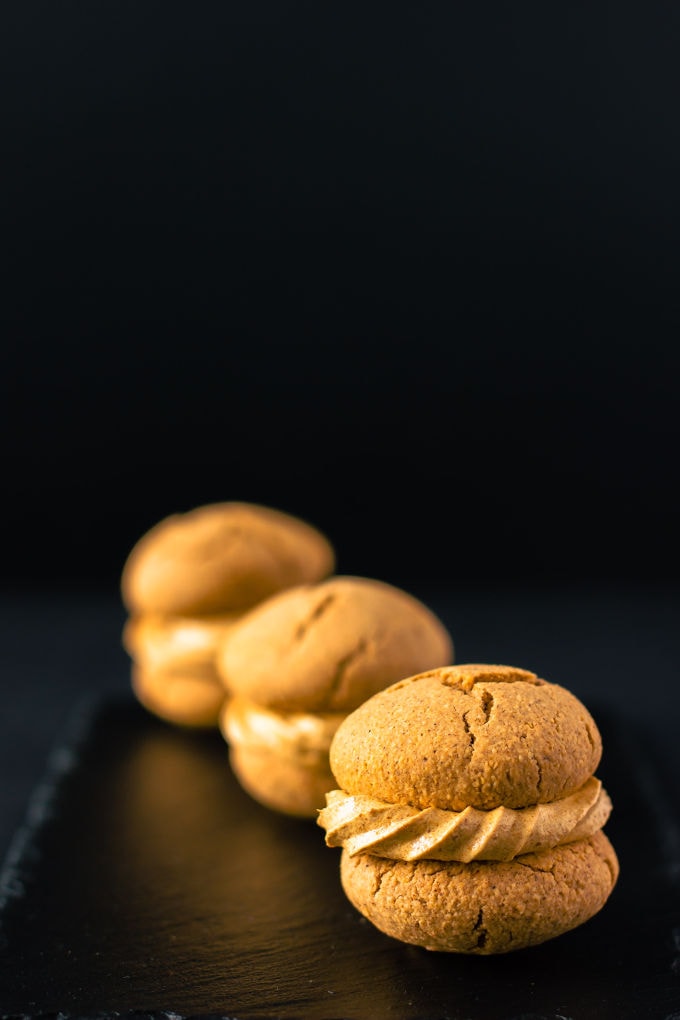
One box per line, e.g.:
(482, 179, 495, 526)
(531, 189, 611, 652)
(1, 695, 679, 1020)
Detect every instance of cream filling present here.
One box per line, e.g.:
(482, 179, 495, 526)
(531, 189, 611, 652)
(124, 613, 242, 673)
(220, 698, 346, 765)
(317, 777, 612, 862)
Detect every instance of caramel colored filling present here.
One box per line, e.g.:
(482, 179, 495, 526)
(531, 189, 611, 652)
(220, 697, 346, 765)
(124, 612, 243, 674)
(317, 777, 612, 862)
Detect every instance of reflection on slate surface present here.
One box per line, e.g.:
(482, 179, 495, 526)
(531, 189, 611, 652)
(0, 696, 679, 1020)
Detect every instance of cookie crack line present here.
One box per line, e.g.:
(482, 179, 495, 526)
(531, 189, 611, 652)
(460, 685, 495, 748)
(472, 908, 487, 949)
(438, 665, 543, 692)
(479, 688, 494, 724)
(461, 709, 476, 749)
(374, 864, 390, 897)
(294, 592, 337, 642)
(526, 744, 543, 797)
(514, 859, 559, 878)
(325, 638, 369, 708)
(585, 721, 598, 753)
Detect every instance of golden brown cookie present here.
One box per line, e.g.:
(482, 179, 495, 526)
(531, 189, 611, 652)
(221, 697, 345, 817)
(328, 664, 602, 811)
(218, 576, 454, 817)
(122, 612, 243, 728)
(228, 743, 337, 819)
(318, 663, 619, 953)
(120, 501, 335, 728)
(131, 662, 227, 729)
(121, 501, 336, 616)
(338, 831, 619, 954)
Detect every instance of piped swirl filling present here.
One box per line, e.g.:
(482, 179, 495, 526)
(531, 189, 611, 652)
(317, 777, 612, 862)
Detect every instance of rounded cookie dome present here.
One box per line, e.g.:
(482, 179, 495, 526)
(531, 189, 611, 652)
(218, 575, 454, 713)
(329, 664, 602, 811)
(121, 501, 335, 616)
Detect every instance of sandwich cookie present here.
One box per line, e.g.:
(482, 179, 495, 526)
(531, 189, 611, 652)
(218, 576, 454, 817)
(120, 501, 336, 728)
(318, 663, 619, 953)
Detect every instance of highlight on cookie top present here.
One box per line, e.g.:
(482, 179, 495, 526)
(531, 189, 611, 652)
(216, 575, 455, 819)
(119, 501, 336, 729)
(317, 663, 619, 955)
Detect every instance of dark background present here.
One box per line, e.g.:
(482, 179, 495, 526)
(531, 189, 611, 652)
(2, 1, 679, 594)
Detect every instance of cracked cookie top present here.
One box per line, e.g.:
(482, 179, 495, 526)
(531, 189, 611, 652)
(329, 664, 603, 811)
(217, 576, 454, 713)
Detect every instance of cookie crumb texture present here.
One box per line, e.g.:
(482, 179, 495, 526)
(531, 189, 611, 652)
(340, 831, 619, 954)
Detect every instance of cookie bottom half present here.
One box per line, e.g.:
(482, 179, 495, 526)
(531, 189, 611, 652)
(339, 830, 619, 954)
(228, 743, 336, 819)
(131, 664, 227, 729)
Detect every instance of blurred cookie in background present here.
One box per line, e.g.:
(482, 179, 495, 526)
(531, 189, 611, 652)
(120, 501, 336, 728)
(218, 575, 454, 816)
